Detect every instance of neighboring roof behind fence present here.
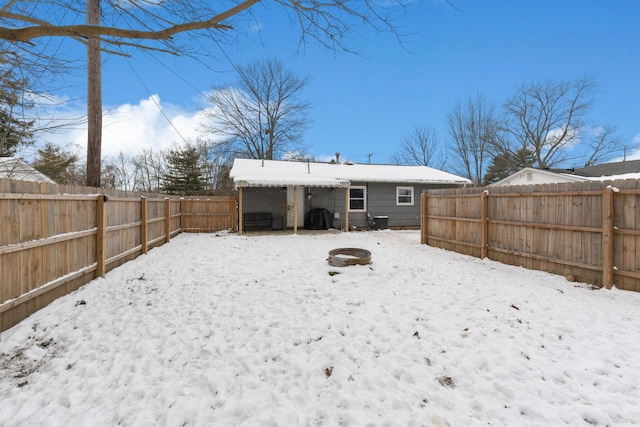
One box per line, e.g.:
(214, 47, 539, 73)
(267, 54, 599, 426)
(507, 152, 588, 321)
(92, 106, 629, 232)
(489, 167, 590, 187)
(574, 159, 640, 179)
(229, 159, 472, 188)
(0, 157, 56, 184)
(490, 162, 640, 187)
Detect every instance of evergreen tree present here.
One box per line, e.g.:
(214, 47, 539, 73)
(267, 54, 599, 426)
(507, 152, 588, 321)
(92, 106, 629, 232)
(161, 145, 211, 195)
(483, 147, 535, 185)
(32, 142, 80, 184)
(0, 59, 34, 156)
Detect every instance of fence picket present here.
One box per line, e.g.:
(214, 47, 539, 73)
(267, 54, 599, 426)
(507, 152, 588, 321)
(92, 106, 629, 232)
(422, 179, 640, 291)
(0, 179, 238, 332)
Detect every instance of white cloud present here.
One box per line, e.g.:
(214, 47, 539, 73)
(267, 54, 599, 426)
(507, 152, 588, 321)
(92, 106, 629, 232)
(39, 95, 209, 159)
(625, 133, 640, 160)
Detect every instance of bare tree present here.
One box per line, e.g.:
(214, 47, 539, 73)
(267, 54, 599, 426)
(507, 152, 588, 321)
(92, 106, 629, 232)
(189, 138, 232, 190)
(201, 57, 311, 161)
(0, 1, 406, 51)
(133, 147, 165, 192)
(582, 124, 621, 167)
(447, 93, 498, 185)
(392, 125, 446, 168)
(500, 76, 620, 168)
(1, 1, 408, 185)
(102, 151, 136, 191)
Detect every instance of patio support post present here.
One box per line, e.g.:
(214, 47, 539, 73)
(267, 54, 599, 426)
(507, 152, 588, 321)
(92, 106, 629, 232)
(238, 187, 243, 235)
(344, 186, 349, 231)
(293, 186, 298, 234)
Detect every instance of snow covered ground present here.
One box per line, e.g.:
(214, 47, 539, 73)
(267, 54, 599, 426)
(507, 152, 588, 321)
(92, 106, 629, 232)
(1, 230, 640, 426)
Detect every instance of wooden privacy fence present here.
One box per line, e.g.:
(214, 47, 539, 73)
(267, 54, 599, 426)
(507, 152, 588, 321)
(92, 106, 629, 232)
(420, 179, 640, 292)
(181, 197, 238, 232)
(0, 179, 238, 332)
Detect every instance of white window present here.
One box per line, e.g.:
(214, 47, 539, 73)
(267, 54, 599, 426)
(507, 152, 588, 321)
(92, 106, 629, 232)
(396, 186, 414, 206)
(349, 186, 367, 211)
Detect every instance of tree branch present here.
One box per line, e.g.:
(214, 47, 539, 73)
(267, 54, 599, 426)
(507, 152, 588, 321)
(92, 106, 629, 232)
(0, 0, 262, 43)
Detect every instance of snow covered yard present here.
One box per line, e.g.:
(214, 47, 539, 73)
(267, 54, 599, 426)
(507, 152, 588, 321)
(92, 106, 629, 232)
(1, 230, 640, 426)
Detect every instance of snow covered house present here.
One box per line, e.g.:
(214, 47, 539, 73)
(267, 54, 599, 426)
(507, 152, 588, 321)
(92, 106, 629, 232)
(0, 157, 56, 184)
(490, 160, 640, 187)
(229, 158, 471, 232)
(489, 167, 589, 187)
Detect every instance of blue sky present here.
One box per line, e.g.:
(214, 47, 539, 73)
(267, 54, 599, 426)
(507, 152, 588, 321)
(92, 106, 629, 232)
(42, 0, 640, 168)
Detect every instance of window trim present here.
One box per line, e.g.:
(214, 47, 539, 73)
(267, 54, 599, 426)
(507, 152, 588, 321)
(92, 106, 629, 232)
(349, 186, 367, 212)
(396, 186, 414, 206)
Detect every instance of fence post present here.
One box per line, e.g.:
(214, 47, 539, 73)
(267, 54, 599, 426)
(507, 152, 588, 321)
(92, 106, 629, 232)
(481, 190, 489, 259)
(140, 196, 148, 254)
(420, 191, 428, 245)
(602, 186, 614, 289)
(179, 198, 185, 233)
(96, 194, 107, 277)
(165, 198, 171, 243)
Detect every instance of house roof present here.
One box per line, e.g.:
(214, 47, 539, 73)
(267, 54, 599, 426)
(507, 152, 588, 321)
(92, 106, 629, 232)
(229, 159, 471, 188)
(574, 159, 640, 178)
(489, 167, 589, 187)
(490, 160, 640, 187)
(0, 157, 56, 184)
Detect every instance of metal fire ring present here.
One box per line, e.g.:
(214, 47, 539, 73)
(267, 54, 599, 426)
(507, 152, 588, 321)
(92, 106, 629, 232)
(328, 248, 372, 267)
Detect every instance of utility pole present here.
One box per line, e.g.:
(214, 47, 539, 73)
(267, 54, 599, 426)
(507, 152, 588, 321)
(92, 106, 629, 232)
(367, 153, 373, 164)
(86, 0, 102, 187)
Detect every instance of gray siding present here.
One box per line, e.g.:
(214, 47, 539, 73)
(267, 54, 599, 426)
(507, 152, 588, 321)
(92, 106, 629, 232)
(243, 182, 464, 230)
(329, 182, 462, 229)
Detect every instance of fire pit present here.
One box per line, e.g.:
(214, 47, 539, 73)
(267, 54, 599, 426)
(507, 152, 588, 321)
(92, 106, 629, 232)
(328, 248, 371, 267)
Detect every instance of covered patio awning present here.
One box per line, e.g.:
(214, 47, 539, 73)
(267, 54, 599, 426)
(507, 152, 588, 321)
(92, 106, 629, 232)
(234, 175, 351, 235)
(234, 176, 351, 188)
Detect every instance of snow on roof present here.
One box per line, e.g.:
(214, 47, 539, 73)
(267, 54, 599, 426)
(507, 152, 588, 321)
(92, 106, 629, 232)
(490, 167, 640, 187)
(229, 159, 471, 188)
(0, 157, 56, 184)
(489, 167, 590, 187)
(584, 172, 640, 181)
(574, 159, 640, 177)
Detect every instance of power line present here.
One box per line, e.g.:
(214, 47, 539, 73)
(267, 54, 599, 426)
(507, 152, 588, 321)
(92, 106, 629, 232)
(124, 57, 189, 145)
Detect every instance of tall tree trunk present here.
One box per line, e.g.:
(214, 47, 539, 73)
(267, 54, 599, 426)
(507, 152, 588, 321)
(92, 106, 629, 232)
(86, 0, 102, 187)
